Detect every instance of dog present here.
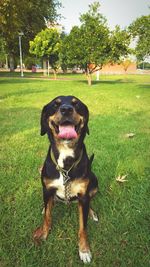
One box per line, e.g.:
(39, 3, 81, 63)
(33, 95, 98, 263)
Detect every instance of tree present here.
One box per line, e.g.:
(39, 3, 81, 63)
(29, 28, 61, 79)
(0, 0, 60, 71)
(61, 2, 110, 85)
(61, 2, 131, 85)
(121, 59, 133, 72)
(129, 15, 150, 61)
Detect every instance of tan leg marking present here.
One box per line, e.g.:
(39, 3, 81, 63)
(78, 202, 92, 263)
(33, 197, 53, 243)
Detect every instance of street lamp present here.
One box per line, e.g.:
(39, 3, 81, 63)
(18, 32, 24, 77)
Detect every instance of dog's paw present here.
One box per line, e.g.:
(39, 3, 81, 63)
(33, 227, 48, 244)
(79, 250, 92, 263)
(89, 209, 99, 222)
(91, 212, 99, 222)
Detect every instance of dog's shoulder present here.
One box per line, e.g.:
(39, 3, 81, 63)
(41, 146, 59, 180)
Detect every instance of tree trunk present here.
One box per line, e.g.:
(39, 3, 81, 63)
(85, 67, 92, 86)
(87, 73, 92, 86)
(5, 55, 8, 69)
(47, 60, 50, 76)
(9, 54, 15, 72)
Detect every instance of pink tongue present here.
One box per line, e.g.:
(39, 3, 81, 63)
(58, 125, 77, 139)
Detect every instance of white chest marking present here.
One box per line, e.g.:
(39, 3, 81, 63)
(57, 144, 74, 168)
(53, 173, 65, 199)
(49, 144, 78, 199)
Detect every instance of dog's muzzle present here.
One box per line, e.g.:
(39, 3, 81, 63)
(56, 104, 77, 139)
(51, 104, 82, 140)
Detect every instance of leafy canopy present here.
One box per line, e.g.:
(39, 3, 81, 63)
(110, 25, 131, 63)
(0, 0, 61, 56)
(61, 2, 110, 72)
(129, 15, 150, 61)
(61, 2, 131, 74)
(30, 28, 61, 70)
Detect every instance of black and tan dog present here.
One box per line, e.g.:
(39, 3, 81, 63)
(33, 95, 98, 263)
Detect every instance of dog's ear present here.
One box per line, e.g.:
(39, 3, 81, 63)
(40, 105, 48, 136)
(85, 106, 89, 135)
(86, 126, 90, 135)
(40, 98, 57, 136)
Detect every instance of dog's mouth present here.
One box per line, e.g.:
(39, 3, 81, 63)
(51, 120, 81, 140)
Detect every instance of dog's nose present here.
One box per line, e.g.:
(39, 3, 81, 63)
(60, 104, 73, 115)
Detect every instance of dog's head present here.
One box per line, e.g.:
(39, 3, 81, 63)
(41, 96, 89, 143)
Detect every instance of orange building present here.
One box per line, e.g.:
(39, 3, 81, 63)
(100, 62, 137, 74)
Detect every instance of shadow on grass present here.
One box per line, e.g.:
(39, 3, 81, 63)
(0, 77, 50, 84)
(1, 88, 46, 99)
(73, 78, 136, 85)
(138, 84, 150, 89)
(0, 76, 137, 86)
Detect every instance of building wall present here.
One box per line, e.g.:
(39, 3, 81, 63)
(100, 62, 137, 74)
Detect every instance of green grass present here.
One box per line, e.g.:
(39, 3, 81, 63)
(0, 75, 150, 267)
(0, 70, 86, 80)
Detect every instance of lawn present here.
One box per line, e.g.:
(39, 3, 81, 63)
(0, 75, 150, 267)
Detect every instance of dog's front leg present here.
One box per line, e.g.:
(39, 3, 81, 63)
(33, 188, 55, 242)
(78, 195, 92, 263)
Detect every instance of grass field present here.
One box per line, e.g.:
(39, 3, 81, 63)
(0, 74, 150, 267)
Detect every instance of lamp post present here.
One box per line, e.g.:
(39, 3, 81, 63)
(18, 32, 24, 77)
(5, 54, 8, 69)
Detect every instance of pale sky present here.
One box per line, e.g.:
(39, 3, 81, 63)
(59, 0, 150, 32)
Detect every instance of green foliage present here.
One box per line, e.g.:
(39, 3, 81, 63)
(0, 0, 61, 69)
(30, 28, 61, 71)
(0, 36, 7, 66)
(110, 25, 131, 62)
(61, 26, 86, 70)
(129, 15, 150, 61)
(61, 2, 110, 74)
(137, 61, 150, 69)
(61, 2, 131, 84)
(24, 56, 37, 70)
(59, 32, 70, 72)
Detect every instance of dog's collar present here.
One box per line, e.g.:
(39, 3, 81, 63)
(50, 148, 83, 184)
(50, 148, 83, 203)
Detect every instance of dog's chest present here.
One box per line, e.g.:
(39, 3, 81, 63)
(55, 145, 73, 199)
(47, 145, 88, 200)
(46, 173, 88, 200)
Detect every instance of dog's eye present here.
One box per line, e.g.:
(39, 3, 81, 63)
(53, 101, 60, 109)
(74, 102, 80, 110)
(72, 99, 78, 107)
